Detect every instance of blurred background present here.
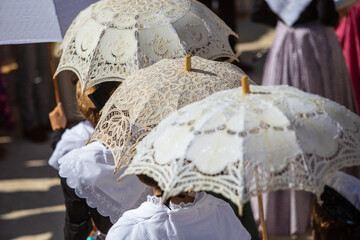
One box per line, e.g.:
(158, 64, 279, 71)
(0, 0, 322, 239)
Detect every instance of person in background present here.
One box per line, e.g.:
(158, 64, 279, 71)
(16, 43, 52, 142)
(106, 174, 252, 240)
(335, 0, 360, 113)
(250, 0, 356, 236)
(198, 0, 253, 72)
(49, 79, 152, 240)
(49, 80, 117, 239)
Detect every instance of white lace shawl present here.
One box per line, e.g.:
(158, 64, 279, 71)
(58, 141, 152, 223)
(106, 192, 251, 240)
(265, 0, 313, 26)
(48, 121, 94, 170)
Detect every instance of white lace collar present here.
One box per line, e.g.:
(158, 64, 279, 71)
(146, 192, 198, 210)
(265, 0, 312, 26)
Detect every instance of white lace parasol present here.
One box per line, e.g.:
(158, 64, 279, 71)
(55, 0, 237, 92)
(121, 84, 360, 212)
(89, 56, 252, 171)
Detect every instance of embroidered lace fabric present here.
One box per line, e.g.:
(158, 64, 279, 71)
(122, 85, 360, 210)
(55, 0, 237, 92)
(146, 192, 198, 210)
(89, 57, 251, 171)
(58, 141, 152, 223)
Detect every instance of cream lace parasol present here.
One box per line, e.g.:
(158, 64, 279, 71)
(89, 56, 252, 171)
(121, 84, 360, 212)
(55, 0, 237, 92)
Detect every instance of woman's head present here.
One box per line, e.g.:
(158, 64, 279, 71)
(76, 81, 99, 127)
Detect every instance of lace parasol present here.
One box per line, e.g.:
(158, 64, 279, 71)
(122, 84, 360, 213)
(55, 0, 237, 92)
(89, 56, 253, 171)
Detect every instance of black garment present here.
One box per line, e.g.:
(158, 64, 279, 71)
(61, 177, 113, 240)
(321, 185, 360, 226)
(198, 0, 236, 48)
(251, 0, 339, 27)
(50, 128, 66, 149)
(51, 130, 113, 239)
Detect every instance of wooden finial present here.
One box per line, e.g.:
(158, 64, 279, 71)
(185, 55, 191, 71)
(242, 75, 250, 94)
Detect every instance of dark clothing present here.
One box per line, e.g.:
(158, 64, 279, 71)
(251, 0, 339, 27)
(16, 44, 52, 130)
(61, 177, 112, 240)
(52, 130, 112, 239)
(199, 0, 236, 48)
(50, 128, 66, 149)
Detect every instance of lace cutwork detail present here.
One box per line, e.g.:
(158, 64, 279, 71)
(121, 85, 360, 211)
(60, 159, 151, 223)
(58, 142, 153, 223)
(55, 0, 236, 91)
(147, 193, 198, 210)
(147, 195, 162, 205)
(89, 57, 250, 171)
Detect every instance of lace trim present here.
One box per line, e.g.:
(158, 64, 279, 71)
(146, 193, 198, 210)
(59, 157, 151, 223)
(89, 57, 249, 171)
(121, 86, 360, 211)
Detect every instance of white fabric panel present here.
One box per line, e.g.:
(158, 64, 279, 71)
(0, 0, 97, 44)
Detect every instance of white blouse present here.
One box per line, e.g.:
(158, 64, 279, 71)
(106, 192, 251, 240)
(48, 121, 94, 170)
(265, 0, 312, 26)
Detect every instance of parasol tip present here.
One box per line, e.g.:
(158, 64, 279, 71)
(241, 75, 250, 94)
(185, 55, 191, 71)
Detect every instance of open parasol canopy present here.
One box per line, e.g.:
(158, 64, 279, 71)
(55, 0, 237, 92)
(89, 56, 252, 171)
(121, 83, 360, 212)
(0, 0, 97, 44)
(0, 0, 98, 103)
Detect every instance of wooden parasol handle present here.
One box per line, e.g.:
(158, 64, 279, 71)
(47, 42, 60, 104)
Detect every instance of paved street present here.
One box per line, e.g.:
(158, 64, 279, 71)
(0, 137, 64, 240)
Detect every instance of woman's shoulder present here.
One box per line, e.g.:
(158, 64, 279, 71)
(107, 202, 169, 240)
(66, 120, 94, 137)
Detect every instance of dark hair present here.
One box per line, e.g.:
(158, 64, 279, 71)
(75, 80, 120, 127)
(137, 174, 160, 189)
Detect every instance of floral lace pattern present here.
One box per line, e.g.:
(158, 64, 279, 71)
(121, 85, 360, 211)
(55, 0, 237, 92)
(89, 57, 250, 171)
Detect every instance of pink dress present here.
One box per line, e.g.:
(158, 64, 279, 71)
(335, 2, 360, 114)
